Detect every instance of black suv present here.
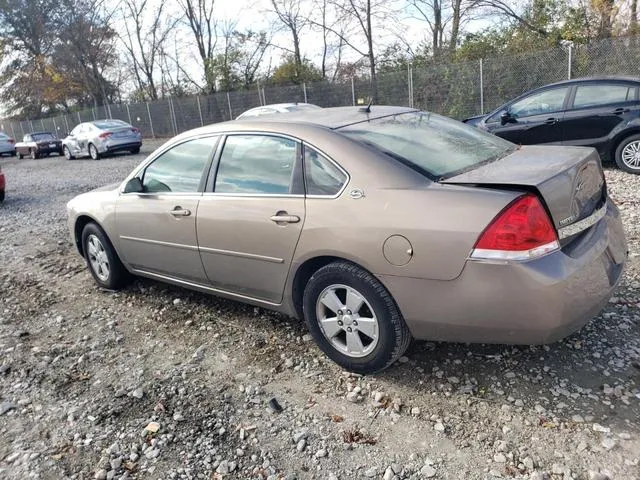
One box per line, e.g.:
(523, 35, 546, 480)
(464, 77, 640, 174)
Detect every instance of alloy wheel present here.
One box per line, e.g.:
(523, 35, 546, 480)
(621, 140, 640, 170)
(86, 234, 110, 282)
(89, 144, 99, 160)
(315, 284, 379, 358)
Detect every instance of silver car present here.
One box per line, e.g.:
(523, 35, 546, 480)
(0, 132, 16, 156)
(62, 119, 142, 160)
(236, 103, 321, 120)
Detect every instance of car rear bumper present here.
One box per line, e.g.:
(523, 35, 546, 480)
(99, 140, 142, 154)
(37, 146, 62, 155)
(378, 198, 627, 345)
(0, 145, 15, 154)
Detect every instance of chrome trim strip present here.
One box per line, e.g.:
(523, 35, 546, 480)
(557, 203, 607, 240)
(201, 193, 304, 198)
(198, 246, 284, 264)
(119, 235, 199, 251)
(130, 268, 281, 306)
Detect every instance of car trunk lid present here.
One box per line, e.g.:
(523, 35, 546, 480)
(441, 145, 606, 236)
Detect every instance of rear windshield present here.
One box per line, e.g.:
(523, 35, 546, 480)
(284, 104, 320, 112)
(93, 120, 128, 129)
(33, 133, 55, 141)
(339, 111, 515, 179)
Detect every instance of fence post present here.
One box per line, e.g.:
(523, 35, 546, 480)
(41, 119, 45, 131)
(227, 92, 233, 119)
(146, 102, 155, 138)
(169, 98, 178, 135)
(64, 116, 69, 134)
(567, 44, 572, 79)
(408, 64, 414, 108)
(52, 117, 58, 135)
(197, 96, 204, 126)
(261, 87, 266, 105)
(303, 82, 308, 103)
(107, 103, 113, 119)
(77, 112, 81, 124)
(126, 104, 132, 125)
(257, 80, 262, 105)
(351, 77, 356, 106)
(29, 120, 34, 132)
(92, 107, 97, 120)
(479, 58, 484, 115)
(10, 123, 16, 140)
(19, 121, 25, 137)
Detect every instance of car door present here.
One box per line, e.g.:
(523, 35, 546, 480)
(485, 86, 570, 145)
(115, 136, 219, 283)
(561, 81, 639, 156)
(67, 124, 84, 156)
(196, 133, 306, 303)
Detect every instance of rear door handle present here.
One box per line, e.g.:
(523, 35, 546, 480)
(270, 212, 300, 224)
(612, 107, 630, 114)
(544, 117, 558, 125)
(170, 207, 191, 217)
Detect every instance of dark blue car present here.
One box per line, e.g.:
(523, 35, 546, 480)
(464, 76, 640, 174)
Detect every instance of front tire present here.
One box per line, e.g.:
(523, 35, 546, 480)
(89, 143, 100, 160)
(17, 152, 23, 159)
(0, 190, 4, 202)
(302, 261, 411, 374)
(81, 223, 130, 290)
(615, 134, 640, 174)
(29, 149, 38, 160)
(63, 146, 74, 160)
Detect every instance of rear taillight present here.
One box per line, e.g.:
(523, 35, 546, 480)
(470, 193, 559, 261)
(99, 132, 112, 139)
(131, 128, 140, 134)
(7, 138, 14, 144)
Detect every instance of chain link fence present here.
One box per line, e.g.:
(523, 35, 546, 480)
(3, 35, 640, 140)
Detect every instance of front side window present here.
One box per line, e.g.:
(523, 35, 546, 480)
(142, 137, 217, 193)
(509, 87, 569, 118)
(214, 135, 298, 194)
(339, 111, 514, 179)
(304, 146, 347, 196)
(573, 83, 636, 109)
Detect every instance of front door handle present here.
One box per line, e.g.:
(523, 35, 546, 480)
(612, 107, 630, 114)
(270, 211, 300, 224)
(170, 207, 191, 217)
(544, 117, 558, 125)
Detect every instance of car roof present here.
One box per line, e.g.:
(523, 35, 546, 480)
(235, 105, 417, 129)
(537, 75, 640, 89)
(28, 131, 55, 135)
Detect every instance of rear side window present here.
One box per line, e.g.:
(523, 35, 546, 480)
(94, 120, 128, 129)
(142, 137, 216, 193)
(214, 135, 299, 194)
(339, 111, 514, 179)
(304, 146, 347, 196)
(573, 83, 636, 109)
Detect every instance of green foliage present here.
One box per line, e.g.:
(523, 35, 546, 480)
(270, 56, 323, 85)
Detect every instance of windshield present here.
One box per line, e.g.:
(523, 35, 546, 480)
(33, 133, 55, 141)
(93, 120, 128, 129)
(339, 111, 515, 179)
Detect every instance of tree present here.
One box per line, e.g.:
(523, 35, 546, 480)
(177, 0, 218, 92)
(269, 0, 307, 77)
(270, 56, 323, 84)
(118, 0, 179, 100)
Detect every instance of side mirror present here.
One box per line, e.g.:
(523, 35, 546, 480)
(500, 110, 514, 125)
(123, 177, 144, 193)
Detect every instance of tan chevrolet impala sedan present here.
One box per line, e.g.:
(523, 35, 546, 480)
(66, 106, 627, 373)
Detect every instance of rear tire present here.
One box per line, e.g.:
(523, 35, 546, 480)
(81, 222, 130, 290)
(615, 134, 640, 174)
(29, 149, 38, 160)
(0, 190, 4, 202)
(89, 143, 100, 160)
(63, 146, 74, 160)
(17, 152, 23, 159)
(302, 261, 412, 374)
(131, 147, 140, 155)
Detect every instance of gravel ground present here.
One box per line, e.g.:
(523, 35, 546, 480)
(0, 143, 639, 480)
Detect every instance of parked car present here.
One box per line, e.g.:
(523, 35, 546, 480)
(15, 131, 63, 159)
(62, 119, 142, 160)
(463, 76, 640, 173)
(236, 103, 321, 119)
(0, 164, 5, 202)
(67, 106, 627, 373)
(0, 132, 16, 157)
